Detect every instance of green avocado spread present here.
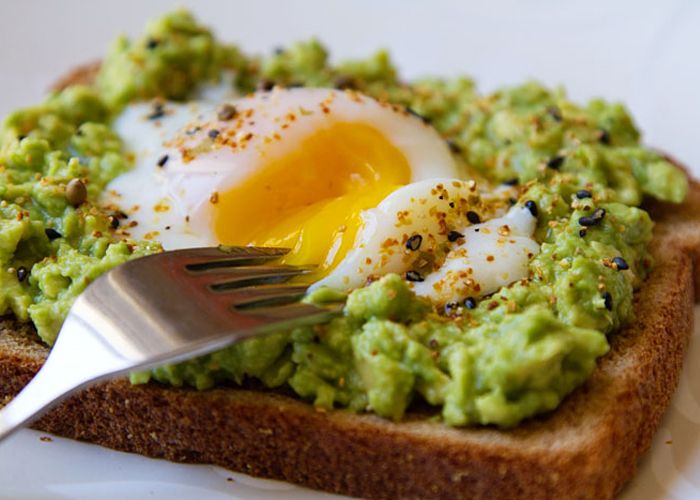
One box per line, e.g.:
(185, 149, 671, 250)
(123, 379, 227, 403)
(0, 10, 688, 427)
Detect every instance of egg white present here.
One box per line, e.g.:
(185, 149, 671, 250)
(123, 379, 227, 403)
(104, 87, 459, 249)
(313, 178, 539, 303)
(103, 86, 540, 306)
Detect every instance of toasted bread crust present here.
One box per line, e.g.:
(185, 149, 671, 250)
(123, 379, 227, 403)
(0, 65, 696, 499)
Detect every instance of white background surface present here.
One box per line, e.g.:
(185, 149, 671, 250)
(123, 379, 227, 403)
(1, 0, 699, 498)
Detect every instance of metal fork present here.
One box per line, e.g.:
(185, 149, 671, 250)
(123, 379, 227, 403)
(0, 246, 343, 442)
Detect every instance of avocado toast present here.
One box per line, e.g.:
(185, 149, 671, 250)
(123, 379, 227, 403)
(1, 10, 698, 498)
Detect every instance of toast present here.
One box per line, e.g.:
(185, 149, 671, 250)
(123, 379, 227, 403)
(0, 66, 698, 499)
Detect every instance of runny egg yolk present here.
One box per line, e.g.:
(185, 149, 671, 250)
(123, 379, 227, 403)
(213, 122, 411, 280)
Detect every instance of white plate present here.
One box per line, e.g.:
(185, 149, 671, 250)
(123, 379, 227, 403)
(0, 1, 699, 498)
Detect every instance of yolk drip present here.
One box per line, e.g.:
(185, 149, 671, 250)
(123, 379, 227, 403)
(213, 122, 411, 280)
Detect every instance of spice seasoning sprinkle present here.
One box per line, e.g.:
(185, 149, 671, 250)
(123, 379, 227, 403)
(575, 189, 592, 199)
(157, 154, 169, 167)
(16, 266, 28, 282)
(579, 208, 606, 227)
(405, 107, 431, 124)
(603, 291, 613, 311)
(217, 104, 238, 121)
(333, 75, 357, 90)
(579, 229, 587, 237)
(65, 178, 87, 206)
(444, 302, 460, 315)
(146, 38, 159, 50)
(257, 79, 275, 91)
(147, 103, 165, 121)
(502, 178, 519, 186)
(45, 228, 62, 240)
(208, 129, 220, 139)
(109, 216, 120, 229)
(466, 211, 481, 224)
(612, 256, 629, 270)
(447, 230, 464, 242)
(525, 200, 538, 217)
(446, 139, 462, 154)
(464, 297, 477, 309)
(547, 105, 563, 121)
(405, 270, 425, 282)
(546, 155, 565, 169)
(405, 234, 422, 251)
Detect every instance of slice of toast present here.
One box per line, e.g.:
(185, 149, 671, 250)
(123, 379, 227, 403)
(0, 67, 697, 499)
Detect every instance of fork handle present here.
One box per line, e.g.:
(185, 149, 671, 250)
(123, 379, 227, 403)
(0, 316, 130, 443)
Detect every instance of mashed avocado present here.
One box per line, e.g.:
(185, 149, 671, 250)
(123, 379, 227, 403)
(0, 10, 688, 427)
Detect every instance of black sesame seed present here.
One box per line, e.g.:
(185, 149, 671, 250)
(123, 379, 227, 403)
(579, 208, 606, 227)
(333, 75, 357, 90)
(405, 270, 424, 282)
(603, 292, 613, 311)
(157, 154, 169, 167)
(449, 202, 455, 208)
(546, 155, 565, 169)
(447, 230, 464, 242)
(446, 139, 462, 154)
(578, 216, 596, 227)
(612, 256, 629, 270)
(464, 297, 477, 309)
(525, 200, 538, 217)
(547, 105, 563, 122)
(466, 211, 481, 224)
(147, 103, 165, 120)
(406, 234, 423, 251)
(406, 107, 431, 125)
(217, 104, 238, 121)
(579, 229, 587, 237)
(257, 79, 276, 91)
(146, 38, 160, 50)
(208, 129, 220, 139)
(444, 302, 459, 315)
(16, 266, 28, 282)
(502, 178, 519, 186)
(45, 228, 62, 240)
(598, 129, 611, 145)
(575, 189, 592, 199)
